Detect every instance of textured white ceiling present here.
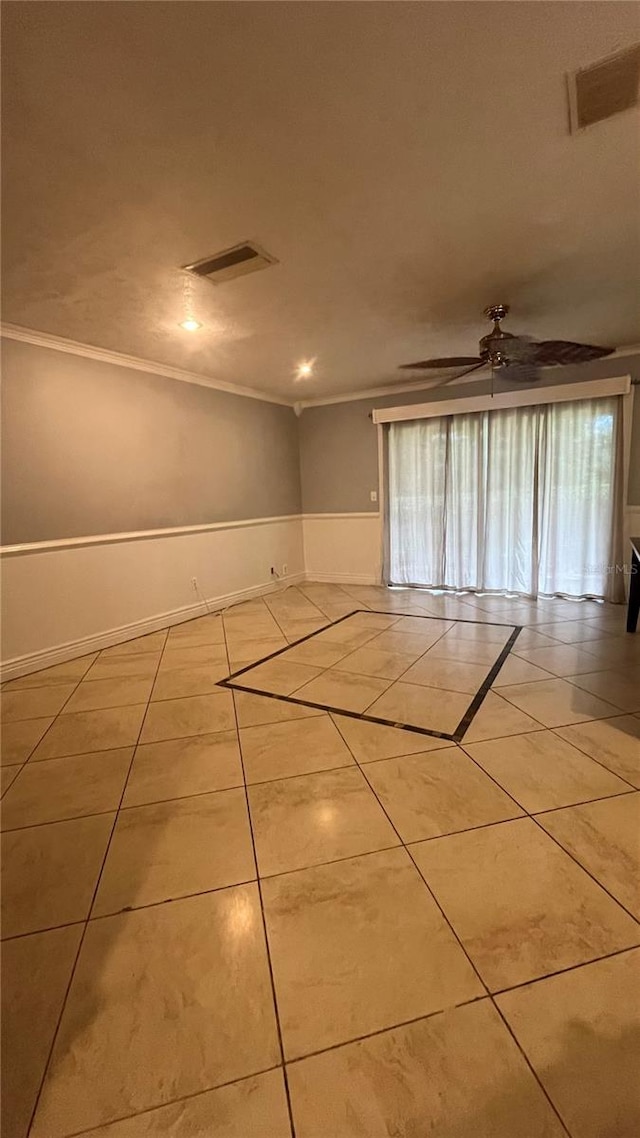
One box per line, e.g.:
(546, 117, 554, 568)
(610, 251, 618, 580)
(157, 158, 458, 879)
(2, 1, 639, 399)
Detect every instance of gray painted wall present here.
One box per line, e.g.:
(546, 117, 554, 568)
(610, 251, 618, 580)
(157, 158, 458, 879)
(3, 338, 638, 547)
(299, 354, 640, 512)
(1, 338, 302, 544)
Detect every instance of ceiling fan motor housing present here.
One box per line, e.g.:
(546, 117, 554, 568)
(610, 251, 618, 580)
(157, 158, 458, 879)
(479, 303, 513, 366)
(479, 327, 516, 367)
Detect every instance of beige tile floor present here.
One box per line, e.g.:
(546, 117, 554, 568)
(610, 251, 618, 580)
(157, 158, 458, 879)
(1, 581, 639, 1138)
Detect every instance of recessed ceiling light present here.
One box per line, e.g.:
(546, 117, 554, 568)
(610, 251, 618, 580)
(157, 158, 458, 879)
(296, 359, 315, 379)
(179, 318, 202, 332)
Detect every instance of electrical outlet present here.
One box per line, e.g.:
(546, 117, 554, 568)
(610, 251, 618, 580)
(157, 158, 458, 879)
(191, 576, 198, 591)
(370, 489, 378, 503)
(282, 563, 288, 575)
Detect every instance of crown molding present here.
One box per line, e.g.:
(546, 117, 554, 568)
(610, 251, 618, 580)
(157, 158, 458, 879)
(296, 343, 640, 411)
(0, 323, 294, 407)
(295, 368, 493, 409)
(3, 322, 638, 413)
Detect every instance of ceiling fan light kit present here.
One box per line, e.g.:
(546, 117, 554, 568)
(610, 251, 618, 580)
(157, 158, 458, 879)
(400, 304, 615, 389)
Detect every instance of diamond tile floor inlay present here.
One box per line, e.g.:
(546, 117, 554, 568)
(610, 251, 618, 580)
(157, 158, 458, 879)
(2, 582, 639, 1138)
(219, 610, 521, 741)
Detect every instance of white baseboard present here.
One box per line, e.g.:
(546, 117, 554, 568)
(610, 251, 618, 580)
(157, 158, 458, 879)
(2, 512, 382, 679)
(0, 517, 305, 680)
(306, 572, 380, 585)
(0, 574, 305, 681)
(5, 504, 638, 680)
(1, 566, 375, 681)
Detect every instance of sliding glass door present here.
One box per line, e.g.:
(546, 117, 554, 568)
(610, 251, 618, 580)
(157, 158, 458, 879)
(387, 395, 624, 600)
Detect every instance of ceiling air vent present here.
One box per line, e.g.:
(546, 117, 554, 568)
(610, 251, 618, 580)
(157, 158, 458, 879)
(568, 43, 640, 132)
(183, 241, 277, 284)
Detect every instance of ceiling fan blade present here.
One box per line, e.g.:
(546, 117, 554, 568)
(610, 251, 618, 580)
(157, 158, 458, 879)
(399, 356, 482, 370)
(428, 361, 488, 388)
(500, 362, 542, 384)
(528, 340, 615, 366)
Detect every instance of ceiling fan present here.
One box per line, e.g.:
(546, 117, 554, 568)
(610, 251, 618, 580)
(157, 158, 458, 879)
(400, 304, 615, 386)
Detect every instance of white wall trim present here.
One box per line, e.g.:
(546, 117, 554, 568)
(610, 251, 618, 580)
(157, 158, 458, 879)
(3, 566, 393, 680)
(296, 348, 640, 410)
(0, 513, 384, 556)
(0, 323, 293, 407)
(4, 502, 638, 679)
(1, 515, 304, 557)
(305, 573, 380, 585)
(1, 517, 305, 678)
(0, 574, 305, 681)
(5, 324, 638, 413)
(301, 512, 378, 521)
(372, 376, 632, 423)
(296, 369, 492, 409)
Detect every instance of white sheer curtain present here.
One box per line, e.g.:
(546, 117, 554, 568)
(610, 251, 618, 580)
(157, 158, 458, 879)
(388, 395, 624, 601)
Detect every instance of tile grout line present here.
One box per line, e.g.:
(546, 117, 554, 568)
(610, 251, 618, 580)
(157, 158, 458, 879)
(2, 845, 428, 944)
(219, 609, 571, 742)
(18, 619, 631, 719)
(286, 645, 398, 709)
(8, 620, 635, 794)
(451, 625, 523, 738)
(54, 1064, 284, 1138)
(262, 586, 332, 639)
(497, 678, 630, 721)
(525, 809, 640, 927)
(497, 667, 640, 695)
(7, 590, 636, 1135)
(220, 607, 504, 740)
(1, 652, 98, 693)
(488, 1001, 572, 1136)
(219, 679, 458, 741)
(531, 787, 637, 817)
(453, 745, 640, 925)
(221, 617, 298, 1138)
(24, 625, 170, 1137)
(1, 594, 625, 694)
(7, 896, 638, 974)
(6, 658, 98, 765)
(489, 943, 640, 998)
(283, 994, 489, 1066)
(2, 918, 86, 945)
(481, 690, 623, 738)
(13, 694, 636, 774)
(8, 619, 635, 822)
(221, 600, 361, 682)
(329, 715, 577, 1137)
(354, 615, 462, 716)
(563, 672, 640, 712)
(546, 726, 639, 791)
(2, 752, 456, 832)
(4, 772, 637, 865)
(283, 609, 409, 704)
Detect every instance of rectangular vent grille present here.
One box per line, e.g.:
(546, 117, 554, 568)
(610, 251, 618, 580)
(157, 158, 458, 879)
(568, 44, 640, 132)
(183, 242, 277, 284)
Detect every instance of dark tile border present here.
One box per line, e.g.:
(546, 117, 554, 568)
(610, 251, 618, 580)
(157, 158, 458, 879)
(217, 610, 522, 743)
